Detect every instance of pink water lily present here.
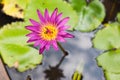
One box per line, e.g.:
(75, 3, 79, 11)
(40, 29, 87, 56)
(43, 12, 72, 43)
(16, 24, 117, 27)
(26, 8, 74, 54)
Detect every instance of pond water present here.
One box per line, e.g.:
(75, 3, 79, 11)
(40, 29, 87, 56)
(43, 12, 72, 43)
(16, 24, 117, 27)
(6, 31, 105, 80)
(0, 0, 120, 79)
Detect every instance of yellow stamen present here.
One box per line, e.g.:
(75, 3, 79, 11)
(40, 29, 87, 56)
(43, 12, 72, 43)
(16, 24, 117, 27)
(40, 24, 58, 40)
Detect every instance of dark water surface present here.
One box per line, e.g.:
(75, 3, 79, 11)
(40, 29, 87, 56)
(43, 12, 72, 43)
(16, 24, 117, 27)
(6, 31, 105, 80)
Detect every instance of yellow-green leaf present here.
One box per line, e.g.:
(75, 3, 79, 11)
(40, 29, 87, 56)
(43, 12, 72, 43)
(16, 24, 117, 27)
(1, 0, 29, 18)
(0, 22, 28, 45)
(0, 43, 42, 72)
(105, 71, 120, 80)
(24, 0, 78, 30)
(117, 13, 120, 23)
(93, 22, 120, 50)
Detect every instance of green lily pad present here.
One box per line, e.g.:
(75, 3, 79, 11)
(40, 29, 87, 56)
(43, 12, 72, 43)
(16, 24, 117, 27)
(0, 22, 43, 72)
(93, 22, 120, 50)
(0, 22, 29, 45)
(71, 0, 86, 13)
(0, 43, 42, 72)
(94, 15, 120, 80)
(1, 0, 29, 18)
(24, 0, 78, 30)
(117, 13, 120, 23)
(105, 71, 120, 80)
(75, 0, 105, 32)
(97, 49, 120, 73)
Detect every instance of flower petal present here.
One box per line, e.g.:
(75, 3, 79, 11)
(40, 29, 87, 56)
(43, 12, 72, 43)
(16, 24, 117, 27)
(39, 40, 47, 53)
(37, 9, 45, 23)
(29, 19, 40, 26)
(27, 38, 38, 43)
(61, 33, 75, 38)
(26, 32, 38, 37)
(59, 26, 70, 31)
(58, 31, 66, 35)
(39, 46, 46, 54)
(56, 12, 62, 23)
(26, 33, 40, 42)
(26, 33, 35, 37)
(44, 9, 50, 21)
(57, 17, 69, 28)
(34, 40, 41, 47)
(57, 36, 66, 42)
(26, 26, 39, 33)
(52, 41, 58, 50)
(30, 35, 39, 40)
(45, 42, 51, 51)
(50, 8, 58, 23)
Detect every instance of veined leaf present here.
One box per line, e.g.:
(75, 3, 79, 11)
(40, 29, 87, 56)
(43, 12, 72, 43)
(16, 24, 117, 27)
(93, 22, 120, 50)
(75, 0, 105, 32)
(0, 43, 42, 72)
(1, 0, 29, 18)
(95, 15, 120, 80)
(24, 0, 78, 30)
(71, 0, 86, 13)
(0, 22, 43, 72)
(97, 49, 120, 73)
(105, 71, 120, 80)
(0, 22, 29, 45)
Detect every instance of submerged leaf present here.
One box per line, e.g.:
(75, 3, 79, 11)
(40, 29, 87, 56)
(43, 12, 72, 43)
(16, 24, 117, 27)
(24, 0, 78, 30)
(75, 0, 105, 32)
(1, 0, 29, 18)
(0, 43, 42, 72)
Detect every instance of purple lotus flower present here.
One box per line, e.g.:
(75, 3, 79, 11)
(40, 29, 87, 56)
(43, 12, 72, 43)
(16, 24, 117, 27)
(26, 8, 74, 54)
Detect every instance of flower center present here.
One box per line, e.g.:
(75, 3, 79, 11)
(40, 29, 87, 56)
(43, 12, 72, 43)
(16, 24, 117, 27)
(40, 24, 58, 40)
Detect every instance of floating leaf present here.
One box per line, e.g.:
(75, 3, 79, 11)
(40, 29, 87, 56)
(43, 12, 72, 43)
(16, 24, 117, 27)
(1, 0, 29, 18)
(75, 0, 105, 32)
(71, 0, 86, 13)
(97, 49, 120, 73)
(93, 22, 120, 50)
(24, 0, 78, 30)
(105, 71, 120, 80)
(117, 13, 120, 23)
(0, 22, 43, 72)
(94, 15, 120, 80)
(0, 43, 42, 72)
(0, 22, 28, 45)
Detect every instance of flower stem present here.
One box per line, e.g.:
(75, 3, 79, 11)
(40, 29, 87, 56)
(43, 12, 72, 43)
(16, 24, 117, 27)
(57, 42, 68, 56)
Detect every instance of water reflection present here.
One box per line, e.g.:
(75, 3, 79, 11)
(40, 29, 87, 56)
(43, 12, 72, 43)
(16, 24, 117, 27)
(26, 75, 32, 80)
(44, 54, 66, 80)
(6, 31, 105, 80)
